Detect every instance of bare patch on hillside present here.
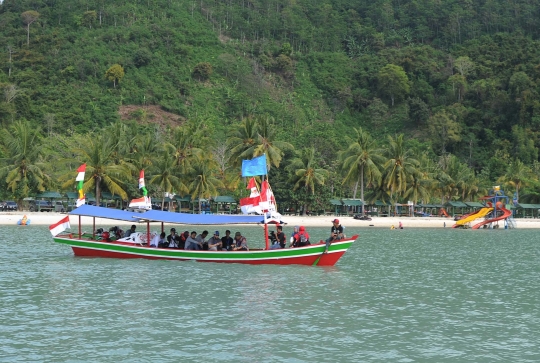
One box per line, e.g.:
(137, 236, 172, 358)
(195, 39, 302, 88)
(118, 105, 185, 127)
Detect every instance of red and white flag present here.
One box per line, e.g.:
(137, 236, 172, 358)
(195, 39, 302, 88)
(129, 196, 152, 209)
(240, 178, 262, 214)
(247, 177, 259, 197)
(49, 216, 70, 236)
(240, 196, 261, 214)
(259, 180, 276, 212)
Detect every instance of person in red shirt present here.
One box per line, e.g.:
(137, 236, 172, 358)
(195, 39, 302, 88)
(292, 226, 310, 247)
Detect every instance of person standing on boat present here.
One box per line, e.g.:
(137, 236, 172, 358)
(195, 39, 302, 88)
(292, 226, 310, 247)
(207, 231, 222, 251)
(124, 225, 137, 238)
(325, 219, 344, 253)
(232, 232, 248, 251)
(185, 231, 200, 250)
(276, 225, 286, 249)
(221, 230, 234, 251)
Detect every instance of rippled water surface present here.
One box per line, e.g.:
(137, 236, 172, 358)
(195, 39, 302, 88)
(1, 224, 540, 362)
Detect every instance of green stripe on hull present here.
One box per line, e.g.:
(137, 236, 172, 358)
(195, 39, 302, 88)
(53, 237, 353, 261)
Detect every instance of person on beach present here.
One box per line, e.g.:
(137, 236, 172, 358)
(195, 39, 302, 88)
(325, 219, 344, 253)
(399, 221, 403, 229)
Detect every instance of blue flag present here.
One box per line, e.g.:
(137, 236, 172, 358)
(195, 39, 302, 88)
(242, 155, 267, 177)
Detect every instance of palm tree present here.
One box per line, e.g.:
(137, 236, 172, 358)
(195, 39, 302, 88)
(148, 144, 188, 210)
(252, 115, 293, 170)
(289, 147, 328, 216)
(124, 133, 159, 179)
(169, 125, 203, 175)
(340, 127, 385, 216)
(384, 134, 418, 214)
(64, 132, 130, 205)
(188, 161, 224, 212)
(0, 119, 50, 204)
(228, 115, 293, 170)
(228, 116, 258, 168)
(498, 159, 532, 202)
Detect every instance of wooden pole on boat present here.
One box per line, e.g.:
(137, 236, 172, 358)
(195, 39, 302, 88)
(92, 218, 96, 239)
(78, 215, 82, 238)
(264, 221, 269, 250)
(146, 220, 150, 247)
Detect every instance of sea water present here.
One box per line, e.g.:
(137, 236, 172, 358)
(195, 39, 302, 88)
(1, 225, 539, 362)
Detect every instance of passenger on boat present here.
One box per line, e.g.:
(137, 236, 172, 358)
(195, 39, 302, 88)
(292, 226, 310, 247)
(232, 232, 248, 251)
(276, 225, 286, 249)
(151, 232, 166, 247)
(167, 228, 180, 248)
(269, 230, 280, 249)
(177, 231, 189, 249)
(185, 231, 200, 250)
(289, 226, 299, 247)
(196, 230, 209, 250)
(109, 226, 124, 240)
(325, 219, 344, 253)
(221, 230, 234, 251)
(124, 225, 137, 238)
(207, 231, 222, 251)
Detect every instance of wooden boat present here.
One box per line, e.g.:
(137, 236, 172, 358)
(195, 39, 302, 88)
(51, 205, 357, 266)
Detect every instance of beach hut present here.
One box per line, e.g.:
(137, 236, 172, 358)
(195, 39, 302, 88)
(213, 196, 237, 214)
(342, 199, 363, 216)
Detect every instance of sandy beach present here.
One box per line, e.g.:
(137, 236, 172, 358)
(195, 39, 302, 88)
(3, 211, 540, 229)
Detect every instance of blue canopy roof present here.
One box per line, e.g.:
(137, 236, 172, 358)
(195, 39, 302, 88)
(69, 205, 142, 222)
(140, 210, 264, 225)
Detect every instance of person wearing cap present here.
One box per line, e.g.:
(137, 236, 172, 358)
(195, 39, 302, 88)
(292, 226, 310, 247)
(325, 219, 344, 253)
(207, 231, 222, 251)
(167, 228, 180, 248)
(185, 231, 200, 250)
(221, 230, 234, 251)
(232, 231, 248, 251)
(124, 224, 137, 238)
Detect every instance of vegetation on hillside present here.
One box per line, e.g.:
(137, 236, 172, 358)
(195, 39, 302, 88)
(1, 0, 540, 212)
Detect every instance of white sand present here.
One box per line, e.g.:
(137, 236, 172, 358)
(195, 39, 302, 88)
(3, 211, 539, 228)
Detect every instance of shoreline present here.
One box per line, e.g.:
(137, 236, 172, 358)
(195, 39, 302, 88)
(3, 211, 540, 228)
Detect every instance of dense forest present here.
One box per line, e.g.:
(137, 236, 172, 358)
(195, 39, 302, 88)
(1, 0, 540, 211)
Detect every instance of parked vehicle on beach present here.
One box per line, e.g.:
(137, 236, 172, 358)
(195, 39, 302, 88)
(29, 200, 54, 212)
(2, 201, 18, 211)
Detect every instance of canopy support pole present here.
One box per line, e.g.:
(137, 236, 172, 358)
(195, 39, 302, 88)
(146, 220, 150, 247)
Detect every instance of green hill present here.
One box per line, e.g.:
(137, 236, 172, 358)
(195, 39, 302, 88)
(1, 0, 540, 206)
